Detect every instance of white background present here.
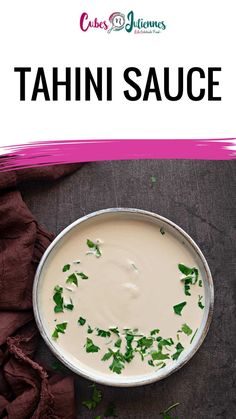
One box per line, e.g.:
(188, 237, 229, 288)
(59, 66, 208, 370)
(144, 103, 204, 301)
(0, 0, 235, 149)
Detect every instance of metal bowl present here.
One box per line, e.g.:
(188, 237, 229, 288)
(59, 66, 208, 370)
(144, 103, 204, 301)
(33, 208, 214, 387)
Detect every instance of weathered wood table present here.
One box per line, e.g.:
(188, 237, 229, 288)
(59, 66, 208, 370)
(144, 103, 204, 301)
(20, 160, 236, 419)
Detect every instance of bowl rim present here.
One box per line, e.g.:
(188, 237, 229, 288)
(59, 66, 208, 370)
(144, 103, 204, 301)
(33, 207, 214, 387)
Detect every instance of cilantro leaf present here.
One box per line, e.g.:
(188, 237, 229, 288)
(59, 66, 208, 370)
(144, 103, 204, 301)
(53, 286, 64, 313)
(97, 329, 111, 338)
(109, 327, 120, 336)
(109, 351, 125, 374)
(62, 264, 70, 272)
(114, 338, 122, 348)
(85, 338, 100, 353)
(172, 342, 184, 360)
(190, 328, 198, 344)
(198, 295, 204, 309)
(181, 323, 192, 336)
(64, 298, 74, 311)
(173, 301, 186, 316)
(151, 351, 170, 361)
(66, 273, 78, 286)
(160, 402, 180, 419)
(102, 349, 113, 361)
(52, 322, 68, 340)
(77, 272, 89, 280)
(178, 263, 193, 276)
(160, 227, 165, 235)
(78, 317, 86, 326)
(150, 328, 160, 336)
(87, 239, 102, 257)
(87, 325, 94, 334)
(104, 401, 118, 417)
(82, 384, 102, 410)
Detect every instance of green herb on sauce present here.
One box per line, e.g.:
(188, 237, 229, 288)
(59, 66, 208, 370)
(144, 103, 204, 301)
(85, 338, 100, 353)
(160, 227, 165, 235)
(77, 272, 89, 280)
(109, 327, 120, 336)
(157, 338, 174, 351)
(62, 264, 70, 272)
(173, 301, 187, 316)
(190, 328, 198, 344)
(151, 351, 170, 361)
(198, 295, 204, 309)
(124, 331, 135, 363)
(181, 323, 192, 336)
(64, 299, 74, 311)
(52, 322, 67, 339)
(199, 279, 203, 287)
(104, 401, 118, 417)
(53, 285, 64, 313)
(160, 402, 180, 419)
(178, 264, 200, 295)
(87, 325, 94, 334)
(150, 328, 160, 336)
(97, 329, 111, 338)
(114, 338, 122, 348)
(82, 383, 102, 410)
(78, 317, 86, 326)
(109, 351, 125, 374)
(172, 342, 184, 360)
(87, 239, 102, 258)
(66, 273, 78, 286)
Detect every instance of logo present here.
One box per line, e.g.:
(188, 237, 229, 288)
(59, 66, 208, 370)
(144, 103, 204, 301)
(79, 11, 166, 34)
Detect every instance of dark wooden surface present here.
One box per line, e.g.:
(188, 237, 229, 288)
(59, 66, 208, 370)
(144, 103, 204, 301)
(20, 160, 236, 419)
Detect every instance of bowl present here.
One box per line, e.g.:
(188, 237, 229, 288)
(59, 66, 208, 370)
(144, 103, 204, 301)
(33, 208, 214, 387)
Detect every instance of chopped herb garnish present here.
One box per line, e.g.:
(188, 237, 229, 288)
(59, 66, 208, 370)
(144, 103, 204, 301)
(85, 338, 100, 353)
(150, 175, 157, 186)
(160, 227, 165, 235)
(52, 322, 68, 339)
(190, 328, 198, 344)
(62, 264, 70, 272)
(87, 325, 94, 334)
(66, 273, 78, 286)
(78, 317, 86, 326)
(199, 279, 203, 287)
(137, 337, 154, 351)
(181, 323, 192, 336)
(77, 272, 89, 280)
(64, 299, 74, 311)
(87, 239, 102, 258)
(102, 349, 113, 361)
(53, 285, 64, 313)
(178, 263, 193, 276)
(124, 331, 135, 363)
(198, 295, 204, 309)
(109, 350, 125, 374)
(151, 351, 170, 361)
(173, 301, 187, 316)
(104, 401, 118, 417)
(150, 328, 160, 336)
(82, 383, 102, 410)
(148, 359, 155, 366)
(160, 402, 180, 419)
(157, 338, 174, 351)
(97, 329, 111, 338)
(109, 327, 120, 336)
(114, 338, 122, 348)
(172, 342, 184, 360)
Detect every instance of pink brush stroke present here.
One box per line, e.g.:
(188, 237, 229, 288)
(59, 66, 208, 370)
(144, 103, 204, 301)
(0, 139, 235, 172)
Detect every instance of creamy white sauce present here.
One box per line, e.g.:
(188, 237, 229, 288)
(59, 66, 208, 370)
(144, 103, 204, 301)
(38, 213, 205, 378)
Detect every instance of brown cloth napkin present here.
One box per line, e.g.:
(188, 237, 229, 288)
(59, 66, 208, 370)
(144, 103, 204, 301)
(0, 165, 80, 419)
